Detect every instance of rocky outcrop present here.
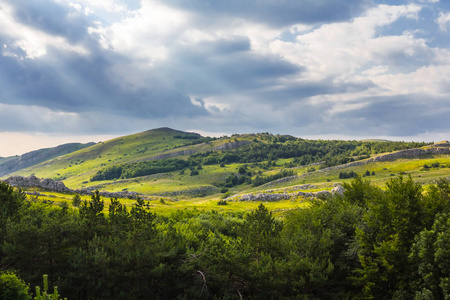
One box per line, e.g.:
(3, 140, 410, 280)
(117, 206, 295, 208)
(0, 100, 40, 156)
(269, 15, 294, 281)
(231, 192, 292, 202)
(4, 175, 71, 193)
(2, 175, 155, 200)
(162, 186, 220, 197)
(331, 185, 345, 196)
(226, 185, 344, 202)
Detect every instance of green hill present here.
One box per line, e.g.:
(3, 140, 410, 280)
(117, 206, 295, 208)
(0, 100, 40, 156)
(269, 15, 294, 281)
(7, 128, 256, 190)
(3, 128, 441, 202)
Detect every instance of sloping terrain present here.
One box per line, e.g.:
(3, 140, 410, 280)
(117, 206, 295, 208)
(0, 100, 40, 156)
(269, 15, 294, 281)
(6, 127, 256, 189)
(0, 142, 95, 177)
(3, 128, 445, 204)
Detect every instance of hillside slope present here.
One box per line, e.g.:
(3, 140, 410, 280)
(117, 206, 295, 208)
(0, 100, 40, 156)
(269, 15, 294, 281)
(0, 142, 95, 177)
(3, 128, 439, 200)
(7, 127, 255, 188)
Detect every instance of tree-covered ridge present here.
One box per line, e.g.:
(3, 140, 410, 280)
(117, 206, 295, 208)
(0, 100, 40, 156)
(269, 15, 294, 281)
(90, 137, 428, 182)
(2, 176, 450, 299)
(212, 137, 428, 166)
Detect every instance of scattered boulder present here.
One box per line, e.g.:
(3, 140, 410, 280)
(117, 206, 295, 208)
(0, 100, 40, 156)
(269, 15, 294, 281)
(331, 185, 345, 196)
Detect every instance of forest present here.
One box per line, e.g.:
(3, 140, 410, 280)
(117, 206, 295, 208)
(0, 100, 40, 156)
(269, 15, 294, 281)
(1, 175, 450, 299)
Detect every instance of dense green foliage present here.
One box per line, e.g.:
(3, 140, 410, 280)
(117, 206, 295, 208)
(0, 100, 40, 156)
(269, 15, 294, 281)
(188, 138, 427, 167)
(173, 133, 201, 139)
(0, 271, 30, 300)
(339, 170, 358, 179)
(2, 176, 450, 299)
(90, 159, 189, 181)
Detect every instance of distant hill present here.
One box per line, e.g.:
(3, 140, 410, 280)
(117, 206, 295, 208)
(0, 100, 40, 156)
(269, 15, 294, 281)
(4, 127, 436, 196)
(0, 142, 95, 177)
(6, 127, 235, 186)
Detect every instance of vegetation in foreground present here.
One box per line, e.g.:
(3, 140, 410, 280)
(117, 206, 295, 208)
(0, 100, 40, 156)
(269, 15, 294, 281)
(2, 175, 450, 299)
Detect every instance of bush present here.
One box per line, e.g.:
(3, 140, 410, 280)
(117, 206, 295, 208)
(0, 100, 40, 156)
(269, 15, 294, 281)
(238, 166, 247, 174)
(0, 271, 31, 300)
(431, 162, 440, 168)
(72, 194, 82, 207)
(339, 171, 357, 179)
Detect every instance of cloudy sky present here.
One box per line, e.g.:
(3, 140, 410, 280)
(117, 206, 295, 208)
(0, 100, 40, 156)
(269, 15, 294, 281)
(0, 0, 449, 156)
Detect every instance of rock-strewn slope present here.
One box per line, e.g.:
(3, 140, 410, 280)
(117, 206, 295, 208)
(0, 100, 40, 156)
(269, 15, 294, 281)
(3, 175, 149, 200)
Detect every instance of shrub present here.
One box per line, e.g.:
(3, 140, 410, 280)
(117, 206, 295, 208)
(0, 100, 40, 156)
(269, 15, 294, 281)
(431, 162, 440, 168)
(339, 171, 357, 179)
(0, 271, 30, 300)
(72, 194, 82, 207)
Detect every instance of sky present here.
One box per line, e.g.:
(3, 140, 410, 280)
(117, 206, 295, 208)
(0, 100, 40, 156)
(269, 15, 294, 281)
(0, 0, 450, 156)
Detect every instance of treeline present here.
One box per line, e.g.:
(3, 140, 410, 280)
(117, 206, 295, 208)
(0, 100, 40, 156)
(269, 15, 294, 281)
(2, 176, 450, 299)
(188, 139, 427, 167)
(91, 159, 189, 181)
(174, 134, 217, 147)
(173, 133, 201, 139)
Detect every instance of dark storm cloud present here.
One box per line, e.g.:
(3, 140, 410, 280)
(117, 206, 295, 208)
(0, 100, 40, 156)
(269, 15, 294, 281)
(253, 79, 376, 104)
(0, 41, 208, 119)
(162, 38, 302, 95)
(0, 0, 448, 143)
(162, 0, 372, 27)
